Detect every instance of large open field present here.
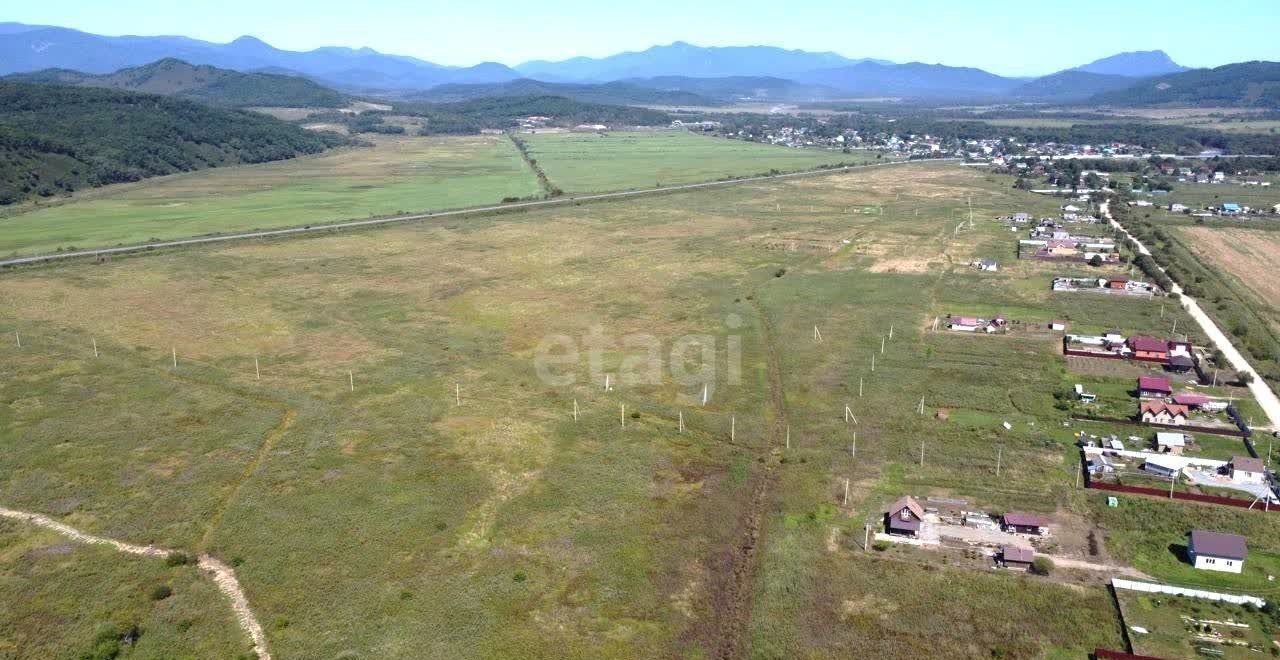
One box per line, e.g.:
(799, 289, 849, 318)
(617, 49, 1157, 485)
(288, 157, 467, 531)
(0, 134, 543, 257)
(520, 130, 880, 193)
(5, 161, 1259, 658)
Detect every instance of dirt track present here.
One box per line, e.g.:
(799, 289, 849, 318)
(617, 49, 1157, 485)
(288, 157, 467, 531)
(0, 506, 270, 660)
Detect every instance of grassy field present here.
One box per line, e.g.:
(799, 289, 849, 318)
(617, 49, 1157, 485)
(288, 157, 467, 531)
(520, 130, 881, 193)
(3, 161, 1255, 657)
(0, 134, 543, 257)
(0, 523, 251, 658)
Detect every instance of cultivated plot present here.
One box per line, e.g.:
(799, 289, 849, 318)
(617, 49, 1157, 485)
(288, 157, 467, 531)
(520, 129, 880, 193)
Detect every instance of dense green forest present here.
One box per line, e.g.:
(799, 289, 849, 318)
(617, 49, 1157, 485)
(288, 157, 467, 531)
(0, 82, 345, 206)
(390, 95, 673, 134)
(4, 58, 349, 108)
(1090, 62, 1280, 107)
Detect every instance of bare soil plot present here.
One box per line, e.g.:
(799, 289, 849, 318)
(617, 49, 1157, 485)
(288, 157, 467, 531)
(1180, 227, 1280, 317)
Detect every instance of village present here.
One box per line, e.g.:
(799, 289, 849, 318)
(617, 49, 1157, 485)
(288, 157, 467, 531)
(871, 191, 1280, 658)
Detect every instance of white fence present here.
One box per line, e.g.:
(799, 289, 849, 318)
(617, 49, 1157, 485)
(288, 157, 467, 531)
(1112, 577, 1266, 607)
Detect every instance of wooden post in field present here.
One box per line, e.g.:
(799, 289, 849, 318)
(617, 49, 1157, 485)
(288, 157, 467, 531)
(880, 336, 885, 354)
(917, 396, 925, 415)
(1267, 434, 1273, 466)
(349, 371, 354, 392)
(844, 478, 850, 505)
(455, 383, 460, 405)
(702, 383, 708, 406)
(889, 324, 894, 340)
(573, 399, 579, 422)
(871, 354, 875, 372)
(996, 445, 1002, 477)
(730, 416, 735, 442)
(14, 331, 20, 348)
(171, 347, 177, 369)
(785, 425, 790, 449)
(859, 377, 863, 397)
(844, 405, 857, 424)
(813, 326, 823, 342)
(254, 357, 260, 380)
(92, 338, 98, 358)
(678, 410, 684, 433)
(604, 374, 611, 392)
(1171, 318, 1178, 336)
(1213, 369, 1219, 387)
(1169, 469, 1177, 498)
(851, 432, 856, 457)
(621, 403, 625, 428)
(864, 524, 870, 552)
(919, 441, 925, 467)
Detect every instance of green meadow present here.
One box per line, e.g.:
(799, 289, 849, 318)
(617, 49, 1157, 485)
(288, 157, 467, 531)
(520, 129, 880, 192)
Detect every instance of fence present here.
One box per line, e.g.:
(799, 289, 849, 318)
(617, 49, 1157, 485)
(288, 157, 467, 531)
(1094, 649, 1169, 660)
(1088, 480, 1279, 513)
(1112, 577, 1266, 607)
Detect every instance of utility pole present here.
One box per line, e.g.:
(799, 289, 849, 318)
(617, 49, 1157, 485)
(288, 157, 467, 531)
(851, 432, 856, 458)
(254, 357, 260, 380)
(677, 410, 683, 432)
(349, 371, 354, 392)
(844, 478, 850, 505)
(786, 425, 790, 449)
(171, 347, 177, 369)
(859, 377, 864, 397)
(996, 445, 1002, 477)
(92, 338, 98, 358)
(1169, 468, 1178, 499)
(920, 441, 925, 467)
(864, 524, 870, 553)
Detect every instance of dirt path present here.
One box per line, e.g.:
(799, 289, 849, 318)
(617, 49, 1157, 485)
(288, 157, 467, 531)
(0, 506, 271, 660)
(705, 295, 787, 659)
(1105, 201, 1280, 430)
(199, 408, 297, 551)
(1042, 553, 1150, 579)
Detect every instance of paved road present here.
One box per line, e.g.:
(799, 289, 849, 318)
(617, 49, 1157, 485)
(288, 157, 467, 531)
(0, 158, 949, 269)
(1104, 200, 1280, 431)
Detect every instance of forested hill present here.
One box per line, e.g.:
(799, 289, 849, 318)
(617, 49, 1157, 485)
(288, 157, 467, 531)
(0, 82, 346, 206)
(1089, 61, 1280, 107)
(4, 58, 349, 108)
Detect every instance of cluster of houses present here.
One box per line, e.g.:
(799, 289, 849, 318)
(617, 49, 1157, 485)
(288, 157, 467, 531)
(1136, 375, 1230, 427)
(883, 496, 1049, 570)
(1064, 331, 1196, 372)
(947, 314, 1008, 334)
(1052, 275, 1156, 297)
(1019, 225, 1118, 263)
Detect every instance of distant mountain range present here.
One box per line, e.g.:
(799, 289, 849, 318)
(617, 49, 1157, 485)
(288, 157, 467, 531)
(2, 58, 348, 107)
(1091, 61, 1280, 107)
(514, 41, 890, 81)
(0, 22, 521, 90)
(1, 23, 1274, 107)
(1072, 50, 1190, 77)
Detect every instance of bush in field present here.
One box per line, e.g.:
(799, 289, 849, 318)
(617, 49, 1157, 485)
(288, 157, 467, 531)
(872, 540, 891, 552)
(1030, 557, 1054, 576)
(149, 584, 172, 601)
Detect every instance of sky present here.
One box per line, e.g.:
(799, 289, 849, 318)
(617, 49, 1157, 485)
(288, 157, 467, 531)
(7, 0, 1280, 76)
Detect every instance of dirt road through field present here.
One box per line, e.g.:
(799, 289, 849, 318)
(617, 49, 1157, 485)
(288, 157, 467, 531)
(1104, 201, 1280, 431)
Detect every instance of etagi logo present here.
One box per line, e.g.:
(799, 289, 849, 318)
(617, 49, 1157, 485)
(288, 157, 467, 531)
(533, 314, 744, 405)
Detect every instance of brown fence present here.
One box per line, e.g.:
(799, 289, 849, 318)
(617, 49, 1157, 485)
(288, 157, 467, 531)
(1073, 414, 1247, 438)
(1088, 480, 1280, 513)
(1062, 345, 1168, 365)
(1094, 649, 1165, 660)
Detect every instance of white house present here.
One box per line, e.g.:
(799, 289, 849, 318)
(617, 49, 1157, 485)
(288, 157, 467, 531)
(1229, 456, 1267, 484)
(1156, 432, 1188, 455)
(1188, 530, 1247, 574)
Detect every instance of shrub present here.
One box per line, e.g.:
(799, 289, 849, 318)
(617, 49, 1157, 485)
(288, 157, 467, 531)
(1031, 556, 1054, 576)
(513, 571, 527, 582)
(149, 585, 172, 601)
(164, 552, 190, 567)
(872, 540, 891, 552)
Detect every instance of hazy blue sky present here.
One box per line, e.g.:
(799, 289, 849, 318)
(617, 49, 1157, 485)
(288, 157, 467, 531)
(9, 0, 1279, 75)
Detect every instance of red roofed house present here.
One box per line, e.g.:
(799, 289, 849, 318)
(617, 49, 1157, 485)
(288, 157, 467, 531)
(1107, 276, 1129, 290)
(1172, 393, 1211, 408)
(1001, 546, 1035, 570)
(949, 316, 979, 332)
(1137, 376, 1173, 399)
(1001, 512, 1048, 535)
(1141, 401, 1189, 426)
(885, 496, 925, 537)
(1128, 336, 1169, 361)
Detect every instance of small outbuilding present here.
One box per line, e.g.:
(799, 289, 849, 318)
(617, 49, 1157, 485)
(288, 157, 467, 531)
(1229, 456, 1267, 484)
(1001, 546, 1035, 570)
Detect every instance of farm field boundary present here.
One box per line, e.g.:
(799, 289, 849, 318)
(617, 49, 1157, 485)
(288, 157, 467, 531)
(0, 158, 945, 270)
